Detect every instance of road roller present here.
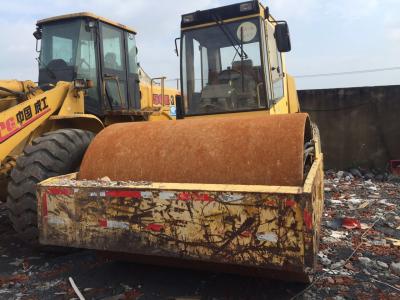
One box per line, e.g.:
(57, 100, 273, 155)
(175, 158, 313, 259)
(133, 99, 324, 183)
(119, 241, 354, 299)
(37, 1, 324, 282)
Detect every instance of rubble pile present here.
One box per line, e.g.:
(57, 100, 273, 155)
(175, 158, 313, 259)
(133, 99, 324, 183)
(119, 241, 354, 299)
(305, 170, 400, 299)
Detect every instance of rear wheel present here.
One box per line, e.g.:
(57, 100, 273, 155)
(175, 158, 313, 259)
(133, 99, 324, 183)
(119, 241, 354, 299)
(6, 129, 94, 244)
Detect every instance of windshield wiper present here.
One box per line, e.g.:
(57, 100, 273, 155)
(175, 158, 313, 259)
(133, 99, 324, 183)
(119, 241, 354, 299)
(211, 12, 248, 60)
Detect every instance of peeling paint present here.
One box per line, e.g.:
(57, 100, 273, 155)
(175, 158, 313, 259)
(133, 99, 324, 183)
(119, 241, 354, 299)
(256, 232, 278, 243)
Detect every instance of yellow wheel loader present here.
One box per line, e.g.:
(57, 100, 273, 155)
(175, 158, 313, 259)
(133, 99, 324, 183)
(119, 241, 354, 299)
(1, 13, 180, 242)
(37, 1, 324, 282)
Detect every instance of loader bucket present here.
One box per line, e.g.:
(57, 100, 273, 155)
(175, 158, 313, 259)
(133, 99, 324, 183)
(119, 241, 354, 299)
(37, 114, 324, 282)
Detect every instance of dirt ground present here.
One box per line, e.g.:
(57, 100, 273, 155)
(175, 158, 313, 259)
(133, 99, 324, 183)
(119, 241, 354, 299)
(0, 173, 399, 300)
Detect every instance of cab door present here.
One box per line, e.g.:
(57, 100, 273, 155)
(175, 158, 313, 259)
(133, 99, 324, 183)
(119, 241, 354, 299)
(99, 23, 128, 111)
(125, 32, 140, 110)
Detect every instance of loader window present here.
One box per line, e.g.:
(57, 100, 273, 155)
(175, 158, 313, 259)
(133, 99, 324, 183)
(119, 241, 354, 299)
(102, 26, 124, 71)
(181, 18, 267, 115)
(40, 21, 80, 67)
(39, 20, 83, 85)
(100, 23, 128, 109)
(52, 36, 73, 64)
(127, 33, 138, 74)
(76, 23, 99, 109)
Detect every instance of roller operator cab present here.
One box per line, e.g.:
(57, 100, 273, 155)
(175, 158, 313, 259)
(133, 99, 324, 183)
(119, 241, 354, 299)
(178, 0, 293, 117)
(34, 13, 141, 116)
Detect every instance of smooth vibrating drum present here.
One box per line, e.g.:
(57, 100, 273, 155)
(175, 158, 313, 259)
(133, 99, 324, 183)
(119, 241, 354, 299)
(78, 113, 311, 187)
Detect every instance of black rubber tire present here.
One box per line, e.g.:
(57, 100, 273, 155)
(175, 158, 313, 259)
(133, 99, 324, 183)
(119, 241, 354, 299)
(6, 129, 94, 244)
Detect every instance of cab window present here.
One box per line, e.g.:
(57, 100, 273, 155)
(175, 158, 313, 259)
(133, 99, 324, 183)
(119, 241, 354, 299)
(266, 21, 284, 100)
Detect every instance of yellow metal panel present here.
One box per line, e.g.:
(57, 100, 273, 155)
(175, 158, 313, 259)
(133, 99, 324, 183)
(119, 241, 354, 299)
(48, 114, 104, 133)
(57, 85, 85, 116)
(0, 80, 36, 97)
(41, 172, 303, 194)
(286, 74, 300, 113)
(0, 82, 71, 162)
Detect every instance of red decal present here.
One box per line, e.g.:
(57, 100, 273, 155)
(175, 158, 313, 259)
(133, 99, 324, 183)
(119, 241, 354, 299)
(192, 193, 213, 202)
(303, 209, 313, 230)
(152, 94, 171, 106)
(47, 187, 72, 196)
(145, 223, 164, 232)
(98, 219, 107, 227)
(0, 117, 17, 138)
(164, 95, 170, 105)
(178, 192, 213, 202)
(265, 199, 277, 206)
(285, 199, 297, 207)
(0, 108, 51, 143)
(178, 192, 191, 201)
(42, 192, 48, 217)
(105, 191, 141, 198)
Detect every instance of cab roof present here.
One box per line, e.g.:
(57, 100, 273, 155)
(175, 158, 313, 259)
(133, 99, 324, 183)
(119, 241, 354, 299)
(37, 12, 137, 34)
(181, 0, 265, 29)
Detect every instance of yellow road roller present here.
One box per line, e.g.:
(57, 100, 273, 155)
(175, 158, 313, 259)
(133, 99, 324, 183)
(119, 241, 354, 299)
(37, 1, 324, 282)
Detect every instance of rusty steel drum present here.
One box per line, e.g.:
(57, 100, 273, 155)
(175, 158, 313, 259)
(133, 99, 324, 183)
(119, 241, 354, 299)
(79, 113, 311, 186)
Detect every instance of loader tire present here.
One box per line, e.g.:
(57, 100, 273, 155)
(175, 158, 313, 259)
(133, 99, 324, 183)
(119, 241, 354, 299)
(6, 129, 94, 244)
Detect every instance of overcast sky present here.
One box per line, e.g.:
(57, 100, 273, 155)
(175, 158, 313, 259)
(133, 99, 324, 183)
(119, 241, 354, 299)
(0, 0, 399, 90)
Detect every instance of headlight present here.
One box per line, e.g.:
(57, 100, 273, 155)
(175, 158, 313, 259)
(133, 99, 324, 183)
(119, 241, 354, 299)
(182, 13, 195, 23)
(73, 79, 93, 89)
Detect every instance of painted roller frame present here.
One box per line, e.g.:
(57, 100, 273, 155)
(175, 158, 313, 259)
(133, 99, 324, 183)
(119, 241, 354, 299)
(37, 156, 323, 282)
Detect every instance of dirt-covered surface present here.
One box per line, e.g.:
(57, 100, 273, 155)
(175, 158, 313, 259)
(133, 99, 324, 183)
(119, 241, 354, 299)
(0, 172, 399, 300)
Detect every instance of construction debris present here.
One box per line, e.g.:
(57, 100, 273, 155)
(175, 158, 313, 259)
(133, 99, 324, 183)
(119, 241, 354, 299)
(301, 170, 400, 299)
(0, 171, 399, 299)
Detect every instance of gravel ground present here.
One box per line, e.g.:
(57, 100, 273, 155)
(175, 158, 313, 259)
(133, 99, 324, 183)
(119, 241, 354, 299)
(0, 172, 399, 300)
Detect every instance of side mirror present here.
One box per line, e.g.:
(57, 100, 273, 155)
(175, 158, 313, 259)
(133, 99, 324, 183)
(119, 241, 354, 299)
(274, 22, 291, 52)
(174, 37, 181, 56)
(33, 28, 42, 40)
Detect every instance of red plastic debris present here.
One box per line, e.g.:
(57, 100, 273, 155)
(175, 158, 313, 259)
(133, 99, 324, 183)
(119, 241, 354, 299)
(342, 217, 361, 229)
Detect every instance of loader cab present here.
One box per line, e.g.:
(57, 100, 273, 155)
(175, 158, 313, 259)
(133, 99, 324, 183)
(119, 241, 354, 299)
(35, 13, 140, 117)
(178, 1, 291, 117)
